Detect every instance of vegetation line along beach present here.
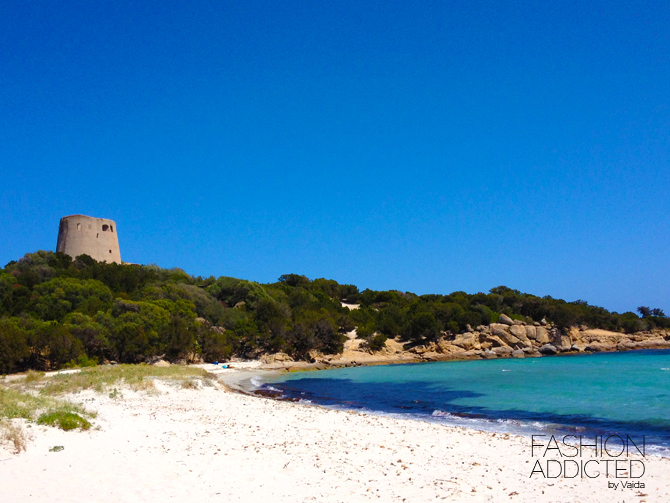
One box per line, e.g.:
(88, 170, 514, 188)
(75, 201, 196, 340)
(1, 250, 669, 377)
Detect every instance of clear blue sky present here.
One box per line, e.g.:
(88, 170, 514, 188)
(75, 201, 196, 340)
(1, 1, 668, 314)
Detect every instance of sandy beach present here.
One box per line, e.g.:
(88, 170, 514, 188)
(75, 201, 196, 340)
(2, 368, 669, 502)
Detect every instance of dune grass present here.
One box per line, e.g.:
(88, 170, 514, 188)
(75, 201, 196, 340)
(0, 386, 94, 448)
(35, 364, 213, 395)
(1, 420, 28, 453)
(25, 370, 45, 383)
(1, 364, 214, 449)
(0, 387, 93, 421)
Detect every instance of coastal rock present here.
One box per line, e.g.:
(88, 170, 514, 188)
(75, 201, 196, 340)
(509, 325, 532, 347)
(421, 351, 444, 360)
(484, 334, 507, 348)
(437, 340, 455, 353)
(540, 317, 548, 326)
(535, 327, 550, 344)
(308, 349, 326, 361)
(511, 349, 525, 358)
(383, 338, 405, 354)
(538, 344, 557, 355)
(491, 324, 510, 338)
(453, 332, 478, 350)
(153, 359, 170, 367)
(509, 325, 527, 340)
(482, 350, 497, 359)
(493, 346, 513, 356)
(498, 331, 521, 347)
(524, 325, 537, 340)
(410, 343, 438, 355)
(557, 335, 572, 351)
(498, 314, 514, 325)
(618, 338, 670, 350)
(585, 342, 615, 352)
(451, 349, 479, 360)
(512, 320, 524, 326)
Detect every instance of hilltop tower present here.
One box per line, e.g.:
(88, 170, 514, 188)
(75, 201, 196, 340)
(56, 214, 122, 263)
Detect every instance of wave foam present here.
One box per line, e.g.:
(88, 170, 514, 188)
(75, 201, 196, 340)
(250, 376, 264, 388)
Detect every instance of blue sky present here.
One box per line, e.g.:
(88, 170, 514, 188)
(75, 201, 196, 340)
(1, 1, 668, 314)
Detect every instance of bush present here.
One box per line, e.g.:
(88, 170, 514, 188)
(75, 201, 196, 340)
(403, 311, 441, 343)
(367, 333, 388, 351)
(37, 411, 91, 431)
(356, 320, 376, 339)
(63, 354, 98, 369)
(25, 370, 44, 383)
(0, 319, 30, 374)
(200, 330, 233, 362)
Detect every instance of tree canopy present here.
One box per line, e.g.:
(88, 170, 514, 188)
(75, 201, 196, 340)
(0, 250, 666, 374)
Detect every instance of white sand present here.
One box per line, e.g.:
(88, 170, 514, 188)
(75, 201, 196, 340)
(2, 376, 668, 502)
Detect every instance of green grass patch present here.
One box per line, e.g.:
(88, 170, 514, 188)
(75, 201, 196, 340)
(1, 386, 94, 425)
(37, 411, 91, 431)
(63, 355, 98, 369)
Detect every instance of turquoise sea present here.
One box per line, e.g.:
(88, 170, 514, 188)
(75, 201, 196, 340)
(260, 349, 670, 453)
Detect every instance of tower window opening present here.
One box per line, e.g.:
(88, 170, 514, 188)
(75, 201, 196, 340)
(109, 250, 112, 253)
(77, 223, 81, 230)
(102, 224, 109, 231)
(110, 225, 114, 232)
(96, 233, 99, 238)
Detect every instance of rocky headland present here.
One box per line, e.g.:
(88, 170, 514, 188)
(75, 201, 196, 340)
(257, 313, 670, 371)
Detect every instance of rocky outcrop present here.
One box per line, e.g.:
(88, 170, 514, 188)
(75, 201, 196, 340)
(498, 314, 514, 325)
(452, 332, 479, 350)
(195, 317, 226, 335)
(538, 344, 558, 355)
(535, 327, 550, 344)
(256, 323, 670, 371)
(261, 352, 294, 364)
(524, 325, 536, 340)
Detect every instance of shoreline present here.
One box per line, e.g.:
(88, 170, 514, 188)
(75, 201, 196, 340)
(255, 345, 670, 373)
(205, 353, 670, 459)
(241, 354, 670, 454)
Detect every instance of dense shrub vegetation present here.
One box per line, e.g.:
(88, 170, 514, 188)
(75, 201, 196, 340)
(0, 251, 667, 373)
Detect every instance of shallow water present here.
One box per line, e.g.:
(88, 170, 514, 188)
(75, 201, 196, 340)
(262, 349, 670, 453)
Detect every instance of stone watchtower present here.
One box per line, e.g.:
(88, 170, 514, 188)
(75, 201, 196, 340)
(56, 214, 122, 264)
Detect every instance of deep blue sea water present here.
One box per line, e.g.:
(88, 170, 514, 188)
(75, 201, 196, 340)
(259, 349, 670, 453)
